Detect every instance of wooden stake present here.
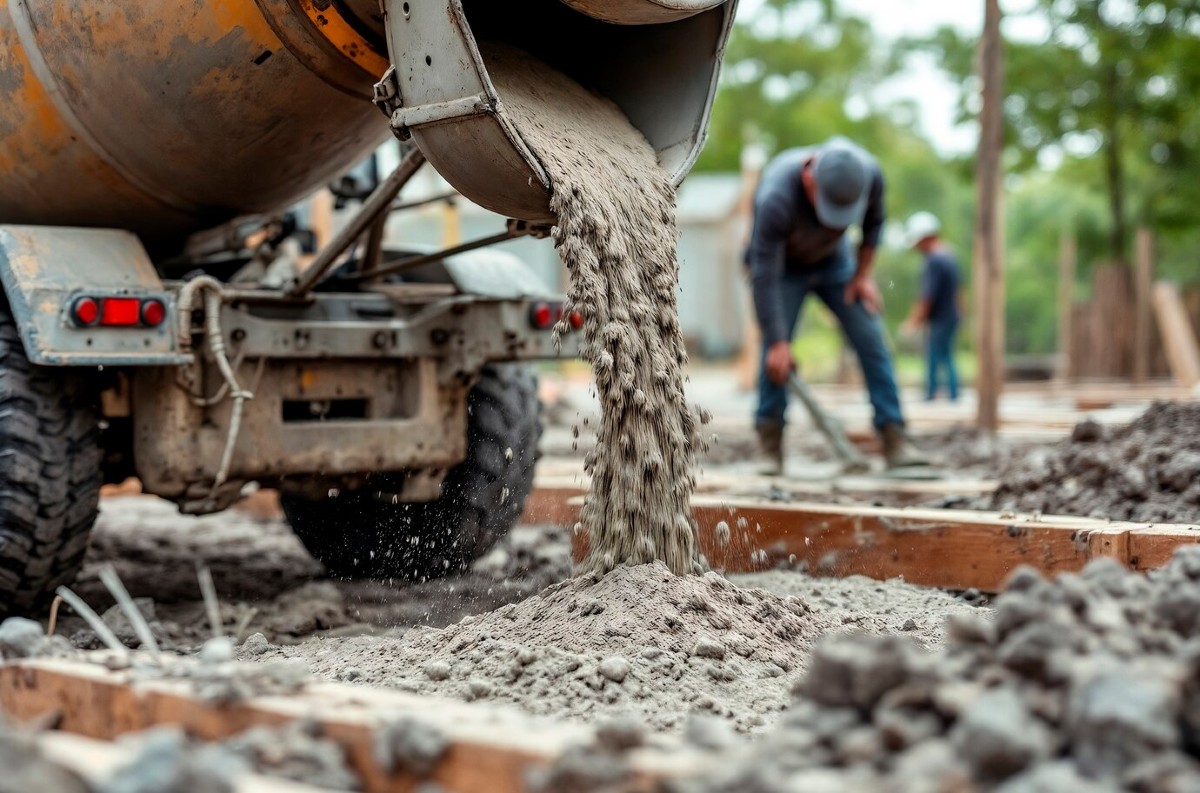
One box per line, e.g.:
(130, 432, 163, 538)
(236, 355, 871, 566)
(735, 145, 765, 392)
(1153, 281, 1200, 389)
(1133, 228, 1155, 383)
(974, 0, 1006, 433)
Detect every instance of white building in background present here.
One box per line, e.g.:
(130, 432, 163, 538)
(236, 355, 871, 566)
(339, 146, 749, 358)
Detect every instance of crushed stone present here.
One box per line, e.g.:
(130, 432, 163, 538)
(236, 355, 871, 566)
(0, 617, 50, 659)
(672, 547, 1200, 792)
(373, 717, 448, 779)
(981, 402, 1200, 523)
(728, 571, 981, 646)
(221, 719, 359, 790)
(487, 44, 706, 576)
(0, 714, 93, 793)
(100, 728, 241, 793)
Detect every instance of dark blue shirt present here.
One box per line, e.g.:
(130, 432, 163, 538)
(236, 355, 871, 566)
(922, 249, 961, 324)
(745, 139, 886, 345)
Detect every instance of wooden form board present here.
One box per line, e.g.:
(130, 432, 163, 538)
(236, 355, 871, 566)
(0, 657, 700, 793)
(36, 731, 332, 793)
(564, 496, 1200, 593)
(520, 476, 999, 525)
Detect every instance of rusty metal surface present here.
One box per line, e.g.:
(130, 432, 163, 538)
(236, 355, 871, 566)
(0, 225, 190, 365)
(0, 0, 389, 245)
(217, 292, 580, 380)
(132, 357, 468, 504)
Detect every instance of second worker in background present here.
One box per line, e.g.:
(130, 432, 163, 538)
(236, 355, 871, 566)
(746, 136, 927, 475)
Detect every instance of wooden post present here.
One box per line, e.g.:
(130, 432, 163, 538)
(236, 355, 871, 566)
(1133, 227, 1154, 383)
(735, 143, 766, 391)
(1153, 281, 1200, 389)
(1057, 232, 1077, 382)
(974, 0, 1006, 433)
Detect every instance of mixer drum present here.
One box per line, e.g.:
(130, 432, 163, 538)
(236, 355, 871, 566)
(0, 0, 736, 247)
(0, 0, 391, 247)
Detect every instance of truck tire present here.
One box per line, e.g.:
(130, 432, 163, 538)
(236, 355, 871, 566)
(281, 364, 542, 582)
(0, 311, 102, 617)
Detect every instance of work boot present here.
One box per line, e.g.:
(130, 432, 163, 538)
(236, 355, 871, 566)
(881, 423, 930, 469)
(756, 419, 784, 476)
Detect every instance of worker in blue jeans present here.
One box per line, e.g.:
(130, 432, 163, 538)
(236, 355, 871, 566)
(901, 212, 962, 402)
(747, 137, 927, 475)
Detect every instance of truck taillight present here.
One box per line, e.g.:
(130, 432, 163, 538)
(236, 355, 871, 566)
(71, 296, 167, 328)
(530, 301, 560, 330)
(101, 298, 140, 326)
(71, 297, 100, 327)
(141, 299, 166, 327)
(530, 302, 581, 332)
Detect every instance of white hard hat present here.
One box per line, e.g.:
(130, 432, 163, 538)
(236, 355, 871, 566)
(903, 211, 941, 248)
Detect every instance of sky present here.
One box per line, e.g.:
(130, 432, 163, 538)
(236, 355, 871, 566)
(739, 0, 1048, 154)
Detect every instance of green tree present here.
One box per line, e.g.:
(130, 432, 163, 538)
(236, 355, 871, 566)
(913, 0, 1200, 267)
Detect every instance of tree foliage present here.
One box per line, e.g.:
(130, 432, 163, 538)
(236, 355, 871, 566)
(695, 0, 1200, 358)
(913, 0, 1200, 266)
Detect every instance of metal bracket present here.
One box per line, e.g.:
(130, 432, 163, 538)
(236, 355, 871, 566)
(388, 94, 492, 141)
(372, 66, 402, 115)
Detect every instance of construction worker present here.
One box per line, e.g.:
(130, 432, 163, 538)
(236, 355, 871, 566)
(901, 212, 962, 402)
(746, 136, 926, 475)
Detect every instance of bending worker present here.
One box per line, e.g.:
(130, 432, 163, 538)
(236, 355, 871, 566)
(746, 136, 926, 475)
(901, 211, 962, 402)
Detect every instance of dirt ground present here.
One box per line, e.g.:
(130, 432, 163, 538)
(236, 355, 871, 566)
(44, 398, 1200, 764)
(63, 487, 979, 736)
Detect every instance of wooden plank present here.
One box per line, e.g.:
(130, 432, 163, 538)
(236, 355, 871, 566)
(36, 732, 334, 793)
(1134, 228, 1155, 383)
(0, 658, 697, 793)
(1070, 302, 1094, 379)
(1088, 265, 1135, 378)
(735, 146, 764, 392)
(562, 498, 1200, 593)
(526, 474, 999, 519)
(974, 0, 1006, 433)
(1153, 281, 1200, 389)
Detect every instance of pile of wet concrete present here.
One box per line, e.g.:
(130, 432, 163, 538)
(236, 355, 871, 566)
(984, 401, 1200, 524)
(243, 563, 974, 736)
(673, 548, 1200, 793)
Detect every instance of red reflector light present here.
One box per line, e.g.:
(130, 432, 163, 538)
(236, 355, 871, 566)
(100, 297, 142, 327)
(530, 302, 555, 330)
(71, 297, 100, 327)
(141, 298, 166, 327)
(568, 310, 584, 330)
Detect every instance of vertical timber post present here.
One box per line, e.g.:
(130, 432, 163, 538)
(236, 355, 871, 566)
(1057, 232, 1077, 383)
(974, 0, 1005, 433)
(736, 143, 767, 391)
(1133, 227, 1154, 383)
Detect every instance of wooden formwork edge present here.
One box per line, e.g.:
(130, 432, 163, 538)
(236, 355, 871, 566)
(36, 731, 333, 793)
(556, 495, 1200, 593)
(0, 655, 704, 793)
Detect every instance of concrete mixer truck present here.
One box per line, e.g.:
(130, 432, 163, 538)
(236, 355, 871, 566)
(0, 0, 736, 615)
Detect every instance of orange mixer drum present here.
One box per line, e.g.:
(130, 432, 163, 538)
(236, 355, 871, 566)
(0, 0, 391, 246)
